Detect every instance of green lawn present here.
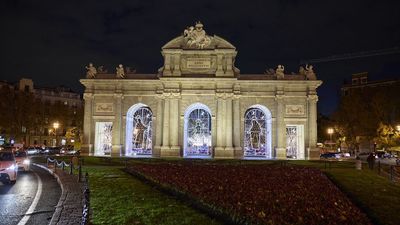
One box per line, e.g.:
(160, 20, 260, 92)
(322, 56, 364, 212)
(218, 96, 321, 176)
(85, 166, 222, 225)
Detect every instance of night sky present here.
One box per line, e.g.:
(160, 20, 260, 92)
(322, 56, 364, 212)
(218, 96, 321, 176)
(1, 0, 399, 115)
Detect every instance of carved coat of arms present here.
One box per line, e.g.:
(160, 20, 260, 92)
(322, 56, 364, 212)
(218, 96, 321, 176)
(183, 22, 211, 49)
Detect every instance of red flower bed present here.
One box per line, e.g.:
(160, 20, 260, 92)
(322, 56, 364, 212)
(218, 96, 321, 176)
(128, 163, 371, 225)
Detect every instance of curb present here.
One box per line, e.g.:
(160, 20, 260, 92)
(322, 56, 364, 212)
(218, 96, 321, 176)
(33, 163, 66, 225)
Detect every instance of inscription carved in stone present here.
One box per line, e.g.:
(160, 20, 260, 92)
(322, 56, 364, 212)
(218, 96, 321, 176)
(285, 105, 305, 115)
(95, 103, 113, 113)
(186, 58, 211, 69)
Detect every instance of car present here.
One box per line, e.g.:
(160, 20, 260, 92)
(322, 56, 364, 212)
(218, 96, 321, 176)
(0, 151, 18, 184)
(14, 150, 30, 171)
(43, 146, 61, 155)
(26, 146, 40, 155)
(320, 152, 341, 159)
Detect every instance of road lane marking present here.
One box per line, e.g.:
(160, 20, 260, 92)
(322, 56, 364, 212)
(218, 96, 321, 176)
(17, 171, 42, 225)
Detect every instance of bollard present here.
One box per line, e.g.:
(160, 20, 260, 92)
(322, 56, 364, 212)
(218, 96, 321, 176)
(46, 157, 49, 167)
(70, 160, 73, 175)
(62, 161, 65, 171)
(378, 161, 381, 175)
(355, 159, 362, 170)
(390, 166, 394, 182)
(78, 165, 82, 182)
(53, 160, 57, 172)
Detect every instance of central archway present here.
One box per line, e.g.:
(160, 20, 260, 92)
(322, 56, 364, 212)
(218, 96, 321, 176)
(125, 103, 153, 157)
(183, 103, 212, 158)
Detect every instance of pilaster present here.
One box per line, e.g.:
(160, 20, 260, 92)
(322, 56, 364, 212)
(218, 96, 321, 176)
(111, 93, 123, 157)
(233, 94, 242, 157)
(308, 94, 319, 159)
(82, 93, 93, 156)
(154, 94, 163, 157)
(275, 92, 286, 159)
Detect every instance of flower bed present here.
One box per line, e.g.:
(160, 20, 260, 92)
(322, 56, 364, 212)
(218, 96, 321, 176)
(128, 163, 371, 225)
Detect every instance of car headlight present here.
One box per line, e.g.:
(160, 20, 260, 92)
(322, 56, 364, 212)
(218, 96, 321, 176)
(23, 159, 30, 164)
(7, 164, 17, 170)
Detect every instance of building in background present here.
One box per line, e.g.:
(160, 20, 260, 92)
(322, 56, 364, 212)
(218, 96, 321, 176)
(337, 72, 400, 153)
(0, 78, 83, 147)
(80, 23, 322, 159)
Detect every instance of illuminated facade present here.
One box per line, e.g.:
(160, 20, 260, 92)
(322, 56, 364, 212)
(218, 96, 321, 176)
(80, 23, 322, 159)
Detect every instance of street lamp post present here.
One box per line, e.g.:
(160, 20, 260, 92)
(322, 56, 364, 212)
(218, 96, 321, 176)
(327, 128, 334, 150)
(53, 122, 59, 147)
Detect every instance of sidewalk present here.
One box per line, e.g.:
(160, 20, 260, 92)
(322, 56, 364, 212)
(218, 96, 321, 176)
(34, 163, 85, 225)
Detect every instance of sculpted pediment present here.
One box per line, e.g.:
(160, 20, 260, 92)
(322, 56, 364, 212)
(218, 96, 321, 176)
(162, 35, 235, 50)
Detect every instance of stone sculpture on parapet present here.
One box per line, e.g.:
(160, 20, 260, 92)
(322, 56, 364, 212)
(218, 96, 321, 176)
(275, 65, 285, 79)
(183, 21, 211, 49)
(97, 66, 108, 74)
(116, 64, 125, 78)
(85, 63, 97, 78)
(305, 64, 317, 80)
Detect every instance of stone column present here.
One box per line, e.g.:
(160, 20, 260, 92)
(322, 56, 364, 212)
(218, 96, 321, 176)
(225, 97, 233, 150)
(233, 96, 242, 156)
(154, 96, 163, 157)
(215, 93, 228, 157)
(172, 54, 181, 76)
(111, 93, 123, 157)
(82, 93, 93, 156)
(215, 95, 224, 151)
(308, 94, 319, 159)
(169, 96, 180, 154)
(275, 94, 286, 159)
(161, 97, 170, 152)
(163, 55, 171, 76)
(216, 54, 224, 76)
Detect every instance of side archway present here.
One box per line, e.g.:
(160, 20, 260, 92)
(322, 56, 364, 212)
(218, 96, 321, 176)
(125, 103, 153, 157)
(183, 103, 212, 158)
(243, 104, 272, 159)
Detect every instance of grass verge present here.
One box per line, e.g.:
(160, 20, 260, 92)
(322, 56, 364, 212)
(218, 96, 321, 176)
(85, 166, 222, 225)
(288, 160, 400, 225)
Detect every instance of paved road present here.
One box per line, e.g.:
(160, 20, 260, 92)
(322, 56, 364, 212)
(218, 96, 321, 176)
(0, 165, 61, 225)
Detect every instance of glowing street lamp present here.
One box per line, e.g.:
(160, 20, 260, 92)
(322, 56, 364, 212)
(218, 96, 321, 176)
(327, 128, 334, 150)
(396, 125, 400, 132)
(53, 122, 60, 146)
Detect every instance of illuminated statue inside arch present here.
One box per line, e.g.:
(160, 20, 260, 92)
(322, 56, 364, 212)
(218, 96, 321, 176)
(186, 108, 211, 157)
(244, 108, 269, 158)
(133, 116, 147, 149)
(131, 107, 152, 155)
(249, 115, 261, 149)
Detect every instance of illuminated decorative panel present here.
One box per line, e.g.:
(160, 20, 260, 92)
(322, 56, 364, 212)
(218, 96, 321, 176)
(95, 122, 113, 156)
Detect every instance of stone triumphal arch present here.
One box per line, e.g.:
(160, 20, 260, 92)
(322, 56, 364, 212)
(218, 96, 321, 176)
(80, 22, 322, 159)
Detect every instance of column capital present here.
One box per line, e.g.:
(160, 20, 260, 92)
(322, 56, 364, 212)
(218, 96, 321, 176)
(216, 92, 234, 100)
(83, 93, 93, 100)
(113, 93, 124, 99)
(307, 95, 318, 102)
(162, 89, 181, 99)
(275, 94, 285, 101)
